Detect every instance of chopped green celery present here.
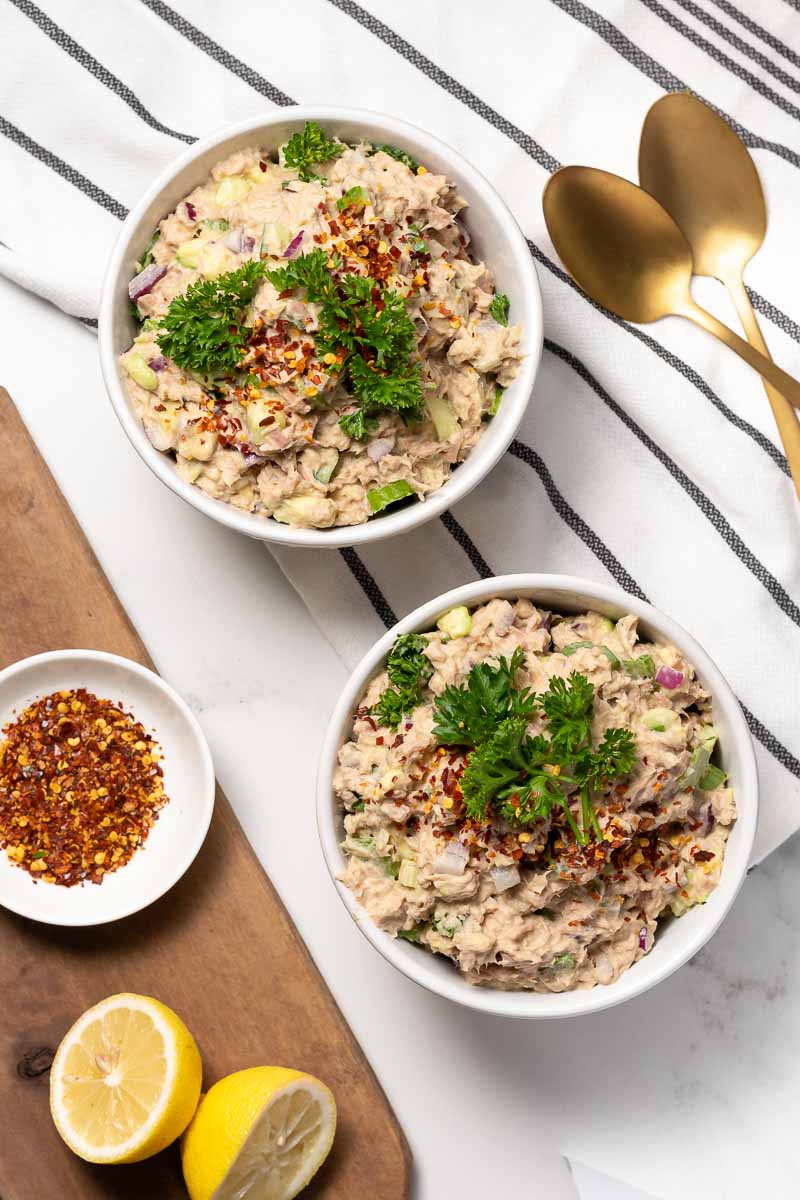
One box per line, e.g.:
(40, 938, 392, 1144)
(489, 385, 504, 417)
(643, 707, 679, 733)
(397, 924, 425, 943)
(349, 798, 365, 812)
(125, 354, 158, 391)
(678, 728, 718, 789)
(599, 645, 621, 668)
(313, 448, 340, 484)
(342, 834, 374, 860)
(596, 617, 615, 633)
(426, 393, 460, 440)
(140, 316, 161, 332)
(552, 953, 575, 969)
(367, 480, 416, 514)
(436, 605, 472, 639)
(204, 218, 230, 231)
(176, 239, 204, 269)
(382, 857, 401, 879)
(624, 654, 656, 678)
(699, 763, 727, 790)
(337, 185, 370, 211)
(398, 859, 418, 889)
(246, 399, 286, 443)
(407, 223, 428, 253)
(563, 640, 594, 655)
(215, 175, 251, 205)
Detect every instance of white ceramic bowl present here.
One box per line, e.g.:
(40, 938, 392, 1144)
(317, 574, 758, 1018)
(0, 650, 215, 926)
(99, 106, 543, 549)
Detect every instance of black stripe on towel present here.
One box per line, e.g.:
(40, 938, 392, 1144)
(138, 0, 295, 107)
(708, 0, 800, 71)
(639, 0, 800, 112)
(672, 0, 800, 93)
(11, 0, 196, 143)
(0, 116, 128, 219)
(339, 547, 398, 628)
(549, 0, 800, 168)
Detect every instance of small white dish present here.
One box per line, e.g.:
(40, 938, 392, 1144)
(99, 106, 543, 549)
(0, 650, 215, 926)
(317, 574, 759, 1019)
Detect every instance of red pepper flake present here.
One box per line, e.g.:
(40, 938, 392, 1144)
(259, 159, 267, 172)
(0, 689, 168, 887)
(376, 736, 384, 746)
(692, 849, 715, 862)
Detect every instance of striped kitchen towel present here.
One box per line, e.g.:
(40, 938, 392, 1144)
(2, 0, 799, 863)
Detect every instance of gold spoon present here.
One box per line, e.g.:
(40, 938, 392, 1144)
(542, 165, 800, 413)
(639, 93, 800, 498)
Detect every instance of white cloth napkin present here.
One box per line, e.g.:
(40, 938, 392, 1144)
(2, 0, 800, 867)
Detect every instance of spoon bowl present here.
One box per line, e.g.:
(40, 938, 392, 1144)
(543, 166, 694, 322)
(542, 163, 800, 412)
(639, 92, 800, 498)
(639, 92, 765, 283)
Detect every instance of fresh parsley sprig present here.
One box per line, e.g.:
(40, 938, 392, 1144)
(156, 260, 266, 376)
(282, 121, 344, 182)
(489, 292, 510, 326)
(435, 663, 636, 844)
(266, 251, 424, 436)
(433, 648, 536, 747)
(370, 143, 421, 173)
(372, 634, 434, 729)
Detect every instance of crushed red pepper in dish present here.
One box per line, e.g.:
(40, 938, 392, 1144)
(0, 689, 167, 886)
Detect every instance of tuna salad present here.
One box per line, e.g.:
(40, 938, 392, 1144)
(335, 599, 736, 992)
(121, 121, 524, 529)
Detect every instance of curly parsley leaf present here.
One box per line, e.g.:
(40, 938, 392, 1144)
(489, 292, 510, 326)
(432, 648, 536, 748)
(266, 248, 338, 304)
(282, 120, 343, 182)
(372, 633, 434, 729)
(270, 251, 424, 438)
(437, 664, 636, 843)
(156, 260, 266, 375)
(370, 143, 421, 173)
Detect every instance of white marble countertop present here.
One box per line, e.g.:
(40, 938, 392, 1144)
(4, 276, 799, 1200)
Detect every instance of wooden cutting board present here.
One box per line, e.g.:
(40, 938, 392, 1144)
(0, 388, 410, 1199)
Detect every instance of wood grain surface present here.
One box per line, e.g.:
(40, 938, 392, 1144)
(0, 388, 410, 1199)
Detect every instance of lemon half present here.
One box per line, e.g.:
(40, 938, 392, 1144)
(181, 1066, 337, 1200)
(49, 992, 202, 1164)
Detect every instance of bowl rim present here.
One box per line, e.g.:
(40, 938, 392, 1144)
(98, 105, 543, 549)
(0, 648, 216, 926)
(316, 573, 759, 1018)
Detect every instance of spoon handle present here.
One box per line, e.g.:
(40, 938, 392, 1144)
(680, 298, 800, 413)
(724, 274, 800, 501)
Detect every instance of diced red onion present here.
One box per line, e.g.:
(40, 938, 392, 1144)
(148, 356, 168, 372)
(128, 263, 167, 302)
(702, 804, 716, 836)
(638, 926, 649, 952)
(491, 865, 520, 893)
(656, 665, 684, 689)
(185, 201, 197, 222)
(433, 841, 469, 875)
(367, 437, 394, 463)
(539, 611, 553, 631)
(242, 451, 266, 468)
(283, 230, 305, 259)
(242, 234, 256, 255)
